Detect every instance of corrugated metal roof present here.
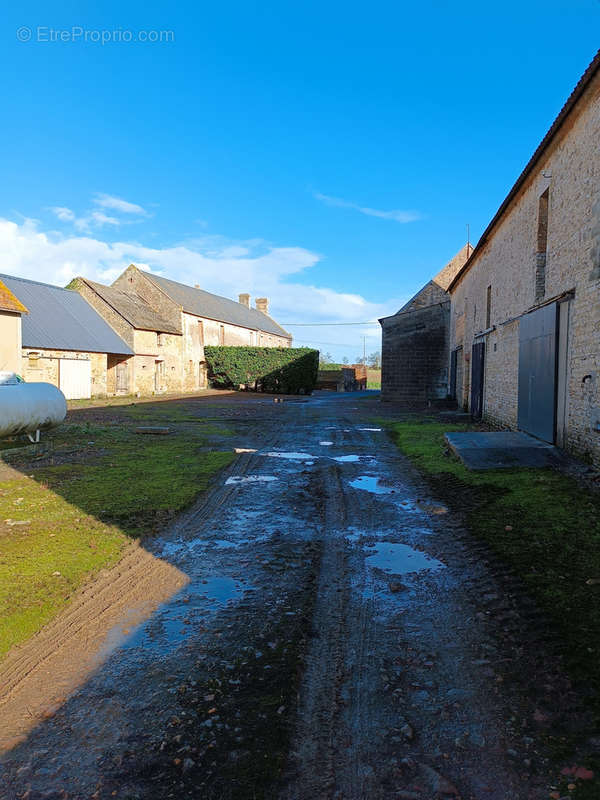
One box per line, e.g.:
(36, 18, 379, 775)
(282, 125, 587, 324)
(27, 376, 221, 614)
(0, 274, 133, 355)
(79, 278, 181, 334)
(146, 273, 291, 339)
(0, 279, 28, 314)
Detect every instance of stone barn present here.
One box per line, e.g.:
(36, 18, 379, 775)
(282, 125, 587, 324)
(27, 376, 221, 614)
(379, 244, 472, 403)
(0, 273, 133, 399)
(448, 49, 600, 466)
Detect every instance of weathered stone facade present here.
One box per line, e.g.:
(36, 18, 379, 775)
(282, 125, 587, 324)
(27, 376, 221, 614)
(21, 349, 108, 397)
(379, 245, 471, 403)
(449, 52, 600, 465)
(112, 264, 292, 393)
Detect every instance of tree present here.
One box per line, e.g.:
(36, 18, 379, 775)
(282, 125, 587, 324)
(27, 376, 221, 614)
(367, 351, 381, 369)
(319, 351, 334, 367)
(355, 355, 366, 365)
(342, 356, 349, 365)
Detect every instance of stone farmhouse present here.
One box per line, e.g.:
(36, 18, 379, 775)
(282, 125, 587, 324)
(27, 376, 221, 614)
(379, 244, 472, 403)
(448, 49, 600, 465)
(0, 279, 28, 375)
(72, 264, 292, 395)
(0, 274, 133, 399)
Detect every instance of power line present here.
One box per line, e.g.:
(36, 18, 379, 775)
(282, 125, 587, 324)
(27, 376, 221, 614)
(282, 321, 379, 326)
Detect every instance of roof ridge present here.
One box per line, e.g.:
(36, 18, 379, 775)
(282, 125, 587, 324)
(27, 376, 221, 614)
(0, 272, 77, 293)
(448, 47, 600, 292)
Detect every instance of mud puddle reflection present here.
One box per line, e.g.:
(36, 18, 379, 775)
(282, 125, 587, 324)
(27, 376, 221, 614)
(365, 542, 444, 576)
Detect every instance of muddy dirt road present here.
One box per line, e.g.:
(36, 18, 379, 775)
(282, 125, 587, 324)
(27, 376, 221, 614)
(0, 393, 578, 799)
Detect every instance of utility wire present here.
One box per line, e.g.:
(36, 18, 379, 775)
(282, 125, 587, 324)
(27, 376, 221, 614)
(282, 321, 379, 326)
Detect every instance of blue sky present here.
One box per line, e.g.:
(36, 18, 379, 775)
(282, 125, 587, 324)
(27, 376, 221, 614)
(1, 2, 598, 360)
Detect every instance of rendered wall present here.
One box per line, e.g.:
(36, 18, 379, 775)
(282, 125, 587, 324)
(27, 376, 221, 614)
(0, 313, 22, 374)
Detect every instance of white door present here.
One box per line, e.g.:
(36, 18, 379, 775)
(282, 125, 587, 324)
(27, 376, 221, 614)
(59, 359, 92, 399)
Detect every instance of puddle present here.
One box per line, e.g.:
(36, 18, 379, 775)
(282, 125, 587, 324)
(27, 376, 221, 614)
(97, 577, 247, 659)
(334, 454, 375, 463)
(319, 441, 333, 446)
(264, 452, 316, 460)
(304, 461, 315, 466)
(349, 475, 398, 494)
(226, 475, 278, 485)
(358, 427, 382, 432)
(365, 542, 444, 575)
(234, 447, 257, 453)
(200, 576, 243, 604)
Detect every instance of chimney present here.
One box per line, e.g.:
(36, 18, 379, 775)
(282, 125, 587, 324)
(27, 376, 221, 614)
(239, 293, 250, 308)
(195, 284, 201, 289)
(255, 297, 269, 314)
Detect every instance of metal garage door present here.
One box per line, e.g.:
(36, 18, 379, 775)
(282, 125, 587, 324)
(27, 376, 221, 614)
(517, 304, 557, 443)
(59, 359, 92, 399)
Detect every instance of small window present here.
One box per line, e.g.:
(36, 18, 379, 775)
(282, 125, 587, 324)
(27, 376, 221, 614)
(537, 189, 549, 254)
(157, 333, 164, 347)
(198, 321, 205, 346)
(28, 351, 40, 368)
(486, 285, 492, 329)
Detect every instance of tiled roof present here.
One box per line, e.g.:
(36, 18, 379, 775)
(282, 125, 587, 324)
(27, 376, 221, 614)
(0, 274, 133, 355)
(146, 273, 291, 339)
(78, 278, 181, 334)
(0, 279, 28, 314)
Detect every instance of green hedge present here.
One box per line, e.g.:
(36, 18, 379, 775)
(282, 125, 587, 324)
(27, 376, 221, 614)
(204, 346, 319, 394)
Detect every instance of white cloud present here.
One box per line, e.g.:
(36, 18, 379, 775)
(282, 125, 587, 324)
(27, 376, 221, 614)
(49, 206, 75, 222)
(94, 193, 147, 215)
(0, 217, 406, 359)
(315, 192, 420, 224)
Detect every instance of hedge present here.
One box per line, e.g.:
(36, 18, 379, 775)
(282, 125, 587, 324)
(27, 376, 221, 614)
(204, 346, 319, 394)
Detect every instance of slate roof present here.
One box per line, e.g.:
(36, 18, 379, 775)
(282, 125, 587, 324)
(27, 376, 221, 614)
(78, 278, 181, 334)
(0, 274, 133, 355)
(145, 273, 291, 339)
(0, 279, 28, 314)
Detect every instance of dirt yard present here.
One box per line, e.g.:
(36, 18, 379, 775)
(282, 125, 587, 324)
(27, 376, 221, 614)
(0, 392, 597, 799)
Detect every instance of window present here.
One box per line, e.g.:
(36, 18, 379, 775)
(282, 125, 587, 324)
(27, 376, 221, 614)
(535, 188, 549, 300)
(486, 285, 492, 329)
(157, 333, 164, 347)
(28, 351, 40, 368)
(219, 325, 225, 345)
(537, 189, 549, 253)
(198, 321, 204, 346)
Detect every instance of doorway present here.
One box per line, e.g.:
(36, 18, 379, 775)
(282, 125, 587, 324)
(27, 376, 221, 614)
(470, 342, 485, 419)
(517, 303, 558, 443)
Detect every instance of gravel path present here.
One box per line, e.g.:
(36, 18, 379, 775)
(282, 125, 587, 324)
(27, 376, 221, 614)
(0, 393, 577, 799)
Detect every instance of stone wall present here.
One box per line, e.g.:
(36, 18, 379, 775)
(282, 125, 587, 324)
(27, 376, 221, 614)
(131, 329, 183, 395)
(449, 68, 600, 465)
(381, 302, 451, 403)
(20, 349, 108, 397)
(113, 265, 182, 332)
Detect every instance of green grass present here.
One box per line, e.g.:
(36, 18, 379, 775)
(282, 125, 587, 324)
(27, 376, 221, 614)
(0, 408, 236, 659)
(388, 418, 600, 788)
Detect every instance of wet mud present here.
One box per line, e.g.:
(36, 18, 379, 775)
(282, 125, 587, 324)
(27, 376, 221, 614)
(0, 392, 588, 799)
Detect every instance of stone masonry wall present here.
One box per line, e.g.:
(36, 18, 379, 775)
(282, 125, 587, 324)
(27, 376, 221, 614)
(381, 302, 451, 403)
(21, 349, 108, 397)
(450, 69, 600, 464)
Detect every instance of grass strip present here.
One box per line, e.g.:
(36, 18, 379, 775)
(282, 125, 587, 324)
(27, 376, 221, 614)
(0, 412, 235, 658)
(388, 418, 600, 790)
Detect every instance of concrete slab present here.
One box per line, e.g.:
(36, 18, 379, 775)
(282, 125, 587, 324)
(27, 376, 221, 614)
(444, 431, 563, 470)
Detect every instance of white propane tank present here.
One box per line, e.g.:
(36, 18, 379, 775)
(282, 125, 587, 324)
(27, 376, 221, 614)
(0, 380, 67, 438)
